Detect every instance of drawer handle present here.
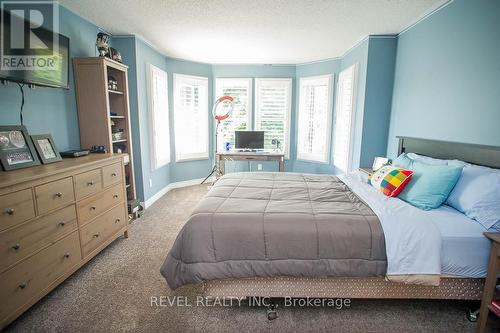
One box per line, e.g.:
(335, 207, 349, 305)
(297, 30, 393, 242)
(87, 181, 95, 186)
(64, 253, 70, 259)
(59, 221, 66, 227)
(5, 208, 15, 215)
(113, 194, 119, 199)
(115, 218, 121, 224)
(55, 192, 63, 198)
(90, 206, 97, 211)
(111, 173, 118, 177)
(12, 243, 20, 251)
(19, 281, 28, 289)
(93, 233, 100, 238)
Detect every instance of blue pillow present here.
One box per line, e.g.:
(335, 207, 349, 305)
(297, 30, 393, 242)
(446, 165, 500, 230)
(393, 153, 414, 169)
(398, 162, 463, 210)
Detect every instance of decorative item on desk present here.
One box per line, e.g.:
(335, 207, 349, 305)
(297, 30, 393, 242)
(272, 139, 281, 151)
(90, 145, 107, 153)
(225, 142, 230, 152)
(108, 76, 118, 91)
(31, 134, 62, 164)
(0, 125, 40, 171)
(60, 149, 90, 158)
(96, 32, 110, 57)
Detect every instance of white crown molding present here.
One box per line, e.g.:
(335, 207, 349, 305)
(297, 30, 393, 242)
(398, 0, 454, 36)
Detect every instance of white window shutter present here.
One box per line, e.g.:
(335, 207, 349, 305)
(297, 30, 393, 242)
(255, 78, 292, 158)
(333, 64, 357, 173)
(215, 78, 252, 151)
(297, 75, 333, 163)
(147, 64, 170, 170)
(173, 74, 209, 162)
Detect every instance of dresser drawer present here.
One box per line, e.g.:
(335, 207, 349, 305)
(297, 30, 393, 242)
(0, 205, 77, 273)
(35, 178, 75, 215)
(79, 205, 126, 257)
(0, 231, 80, 321)
(77, 183, 124, 226)
(0, 189, 35, 232)
(102, 163, 123, 188)
(74, 169, 102, 200)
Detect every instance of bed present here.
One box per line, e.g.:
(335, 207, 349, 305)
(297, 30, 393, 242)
(161, 137, 500, 300)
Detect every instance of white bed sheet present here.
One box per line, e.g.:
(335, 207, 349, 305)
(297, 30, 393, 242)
(340, 171, 490, 278)
(431, 204, 490, 277)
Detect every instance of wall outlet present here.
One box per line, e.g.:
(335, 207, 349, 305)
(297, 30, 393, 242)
(149, 179, 153, 188)
(257, 163, 262, 171)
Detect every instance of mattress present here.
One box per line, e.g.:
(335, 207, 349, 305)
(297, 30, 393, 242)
(431, 205, 490, 277)
(161, 172, 387, 289)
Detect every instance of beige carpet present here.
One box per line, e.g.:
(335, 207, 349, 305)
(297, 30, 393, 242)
(5, 185, 499, 333)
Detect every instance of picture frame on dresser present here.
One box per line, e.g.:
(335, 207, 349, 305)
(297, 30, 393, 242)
(0, 125, 40, 171)
(31, 134, 62, 164)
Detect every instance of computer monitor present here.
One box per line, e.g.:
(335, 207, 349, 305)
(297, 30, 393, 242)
(235, 131, 264, 150)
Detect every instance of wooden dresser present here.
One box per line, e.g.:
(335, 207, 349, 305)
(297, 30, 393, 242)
(0, 154, 128, 329)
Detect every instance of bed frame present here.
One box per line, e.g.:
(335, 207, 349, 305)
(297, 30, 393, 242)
(202, 137, 500, 301)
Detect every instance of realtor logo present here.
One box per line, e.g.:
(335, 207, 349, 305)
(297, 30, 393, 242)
(1, 0, 59, 71)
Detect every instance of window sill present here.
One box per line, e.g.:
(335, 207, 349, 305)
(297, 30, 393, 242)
(175, 156, 210, 163)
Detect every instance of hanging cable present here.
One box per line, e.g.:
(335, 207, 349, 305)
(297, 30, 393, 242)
(18, 83, 25, 126)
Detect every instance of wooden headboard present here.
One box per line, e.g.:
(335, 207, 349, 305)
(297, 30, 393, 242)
(397, 136, 500, 169)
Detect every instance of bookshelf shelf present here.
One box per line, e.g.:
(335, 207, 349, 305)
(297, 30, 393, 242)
(73, 57, 137, 209)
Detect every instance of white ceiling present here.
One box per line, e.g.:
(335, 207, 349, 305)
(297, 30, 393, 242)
(60, 0, 448, 64)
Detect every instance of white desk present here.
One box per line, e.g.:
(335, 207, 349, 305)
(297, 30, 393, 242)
(216, 151, 285, 176)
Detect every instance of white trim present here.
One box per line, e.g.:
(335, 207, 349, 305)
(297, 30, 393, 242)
(398, 0, 454, 36)
(254, 77, 293, 159)
(296, 74, 334, 164)
(142, 177, 214, 209)
(332, 63, 358, 172)
(214, 77, 253, 151)
(214, 78, 253, 129)
(173, 73, 210, 162)
(147, 63, 171, 171)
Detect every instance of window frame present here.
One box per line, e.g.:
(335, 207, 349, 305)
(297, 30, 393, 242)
(214, 78, 253, 151)
(173, 73, 210, 162)
(254, 77, 293, 159)
(296, 74, 334, 164)
(332, 64, 358, 172)
(147, 64, 171, 171)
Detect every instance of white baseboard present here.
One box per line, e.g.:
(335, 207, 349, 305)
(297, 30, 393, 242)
(142, 177, 213, 209)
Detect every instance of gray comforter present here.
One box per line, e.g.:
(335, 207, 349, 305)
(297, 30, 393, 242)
(161, 172, 387, 289)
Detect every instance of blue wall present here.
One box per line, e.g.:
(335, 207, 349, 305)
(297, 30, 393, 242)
(165, 57, 213, 185)
(387, 0, 500, 157)
(361, 36, 397, 167)
(0, 6, 104, 151)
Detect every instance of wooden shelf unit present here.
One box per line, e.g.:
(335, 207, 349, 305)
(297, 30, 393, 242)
(73, 57, 136, 204)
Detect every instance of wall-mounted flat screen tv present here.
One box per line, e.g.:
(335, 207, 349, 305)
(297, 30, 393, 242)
(0, 10, 69, 89)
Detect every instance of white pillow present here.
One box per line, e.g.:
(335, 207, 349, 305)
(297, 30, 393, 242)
(446, 165, 500, 230)
(406, 153, 448, 166)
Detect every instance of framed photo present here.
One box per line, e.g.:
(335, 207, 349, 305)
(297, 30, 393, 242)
(0, 126, 41, 171)
(31, 134, 62, 164)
